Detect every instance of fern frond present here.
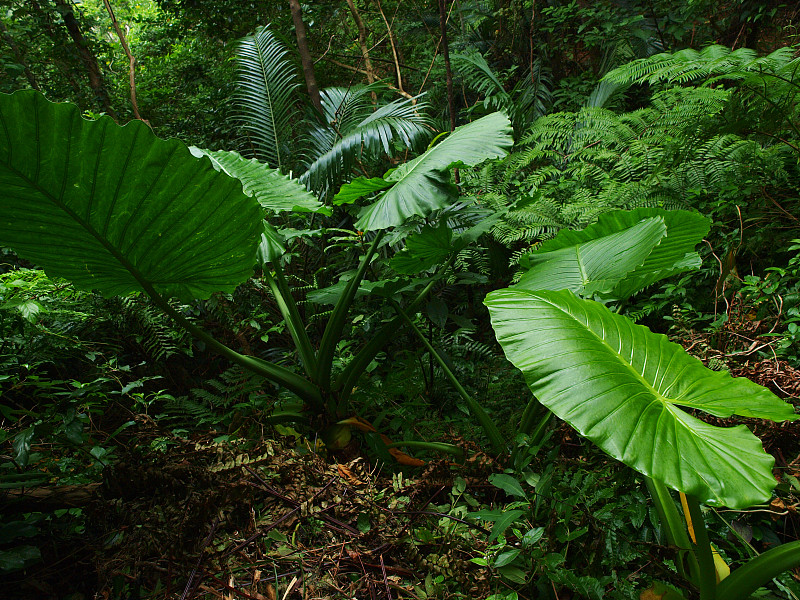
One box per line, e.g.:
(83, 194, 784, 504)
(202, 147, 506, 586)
(162, 396, 216, 425)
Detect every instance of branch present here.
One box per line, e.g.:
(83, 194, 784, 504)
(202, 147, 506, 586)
(375, 0, 406, 96)
(102, 0, 147, 125)
(320, 57, 414, 99)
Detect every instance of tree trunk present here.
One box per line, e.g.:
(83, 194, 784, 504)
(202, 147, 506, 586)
(438, 0, 456, 131)
(54, 0, 116, 118)
(288, 0, 322, 114)
(29, 0, 82, 94)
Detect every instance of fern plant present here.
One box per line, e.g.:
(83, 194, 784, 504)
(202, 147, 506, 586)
(604, 45, 800, 147)
(464, 67, 797, 274)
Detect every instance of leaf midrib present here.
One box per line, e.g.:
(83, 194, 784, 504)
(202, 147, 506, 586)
(533, 291, 727, 458)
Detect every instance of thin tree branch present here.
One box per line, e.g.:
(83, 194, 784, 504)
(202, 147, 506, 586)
(375, 0, 406, 96)
(102, 0, 147, 124)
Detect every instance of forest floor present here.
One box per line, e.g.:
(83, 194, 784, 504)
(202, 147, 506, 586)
(4, 321, 800, 600)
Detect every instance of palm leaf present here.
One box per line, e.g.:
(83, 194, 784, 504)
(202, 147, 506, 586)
(301, 85, 431, 195)
(234, 26, 300, 169)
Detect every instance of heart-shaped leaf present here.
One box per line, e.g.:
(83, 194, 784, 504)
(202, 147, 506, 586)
(516, 217, 667, 296)
(486, 288, 797, 508)
(521, 208, 709, 301)
(355, 112, 513, 231)
(390, 223, 454, 274)
(333, 176, 392, 205)
(190, 147, 330, 215)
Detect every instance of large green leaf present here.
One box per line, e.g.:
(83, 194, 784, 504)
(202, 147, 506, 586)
(390, 223, 454, 274)
(485, 288, 798, 508)
(189, 148, 330, 215)
(0, 90, 262, 300)
(516, 217, 667, 296)
(355, 112, 513, 231)
(520, 208, 710, 300)
(256, 222, 287, 265)
(333, 176, 392, 206)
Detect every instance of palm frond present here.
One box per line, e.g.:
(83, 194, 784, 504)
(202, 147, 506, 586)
(454, 50, 552, 135)
(300, 85, 432, 196)
(234, 25, 300, 169)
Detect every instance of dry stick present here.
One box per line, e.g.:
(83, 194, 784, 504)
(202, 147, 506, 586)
(244, 466, 360, 535)
(314, 33, 337, 65)
(380, 554, 393, 600)
(320, 57, 410, 99)
(417, 38, 442, 94)
(102, 0, 146, 124)
(322, 51, 422, 71)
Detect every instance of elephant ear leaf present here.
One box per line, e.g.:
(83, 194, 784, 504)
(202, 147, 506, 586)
(333, 176, 392, 206)
(355, 112, 513, 231)
(256, 222, 287, 266)
(390, 222, 454, 274)
(189, 147, 330, 215)
(515, 216, 667, 296)
(485, 288, 798, 509)
(524, 208, 709, 301)
(0, 90, 262, 301)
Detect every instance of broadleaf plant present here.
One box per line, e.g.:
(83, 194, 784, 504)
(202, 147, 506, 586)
(515, 217, 667, 296)
(343, 112, 513, 230)
(517, 208, 711, 300)
(0, 90, 263, 301)
(0, 90, 511, 454)
(486, 288, 796, 508)
(486, 205, 800, 598)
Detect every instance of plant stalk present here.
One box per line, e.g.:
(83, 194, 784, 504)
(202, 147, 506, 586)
(264, 264, 318, 380)
(141, 282, 324, 410)
(716, 540, 800, 600)
(315, 231, 385, 392)
(684, 494, 717, 600)
(391, 300, 505, 453)
(333, 253, 457, 406)
(645, 477, 694, 581)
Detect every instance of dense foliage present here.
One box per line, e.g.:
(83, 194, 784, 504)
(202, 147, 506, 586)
(2, 2, 800, 599)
